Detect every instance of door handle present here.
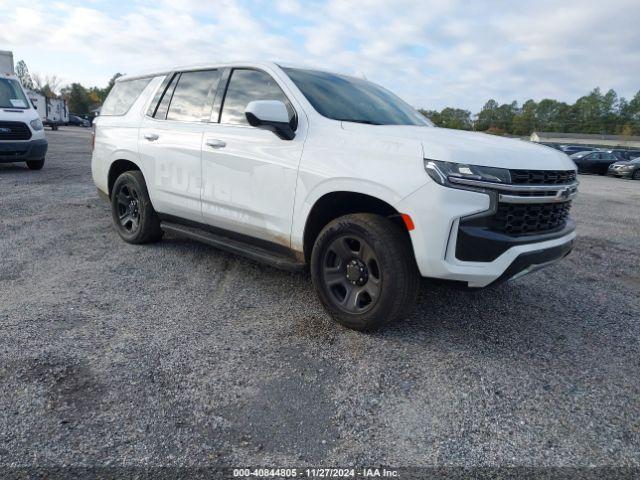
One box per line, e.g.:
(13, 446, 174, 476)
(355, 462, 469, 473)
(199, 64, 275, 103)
(205, 139, 226, 149)
(144, 133, 159, 141)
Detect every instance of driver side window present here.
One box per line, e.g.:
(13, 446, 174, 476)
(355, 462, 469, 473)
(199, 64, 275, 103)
(220, 69, 293, 125)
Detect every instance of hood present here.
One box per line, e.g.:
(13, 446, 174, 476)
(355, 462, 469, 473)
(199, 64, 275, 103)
(341, 123, 576, 170)
(611, 161, 632, 166)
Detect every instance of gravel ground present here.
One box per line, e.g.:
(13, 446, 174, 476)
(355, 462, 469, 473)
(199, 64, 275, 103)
(0, 128, 639, 470)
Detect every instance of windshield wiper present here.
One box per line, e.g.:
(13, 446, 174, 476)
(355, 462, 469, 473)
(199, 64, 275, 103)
(335, 118, 382, 125)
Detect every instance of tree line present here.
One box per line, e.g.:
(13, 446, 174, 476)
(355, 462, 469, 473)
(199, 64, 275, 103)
(420, 87, 640, 136)
(15, 60, 122, 116)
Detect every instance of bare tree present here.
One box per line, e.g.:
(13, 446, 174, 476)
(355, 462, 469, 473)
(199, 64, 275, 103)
(32, 73, 62, 98)
(15, 60, 34, 90)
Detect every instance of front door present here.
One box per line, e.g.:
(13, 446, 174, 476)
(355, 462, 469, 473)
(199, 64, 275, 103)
(201, 68, 305, 246)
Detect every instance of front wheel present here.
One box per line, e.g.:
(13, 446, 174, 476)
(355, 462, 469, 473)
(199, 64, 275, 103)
(311, 213, 419, 331)
(633, 170, 640, 180)
(111, 170, 163, 244)
(26, 159, 45, 170)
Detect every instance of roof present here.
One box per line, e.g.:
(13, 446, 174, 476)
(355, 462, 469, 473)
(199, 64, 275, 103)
(117, 61, 345, 83)
(533, 131, 640, 142)
(117, 61, 282, 82)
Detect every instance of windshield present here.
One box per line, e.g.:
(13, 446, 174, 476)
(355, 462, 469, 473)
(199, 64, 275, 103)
(0, 78, 30, 109)
(283, 67, 432, 126)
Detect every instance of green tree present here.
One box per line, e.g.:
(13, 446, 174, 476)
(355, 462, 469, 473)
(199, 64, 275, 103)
(419, 109, 440, 125)
(100, 73, 123, 102)
(475, 99, 499, 131)
(511, 99, 537, 135)
(65, 83, 91, 115)
(494, 101, 517, 132)
(438, 107, 473, 130)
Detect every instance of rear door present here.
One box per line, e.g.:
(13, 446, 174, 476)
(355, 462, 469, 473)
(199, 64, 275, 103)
(200, 68, 305, 246)
(581, 152, 598, 171)
(139, 69, 221, 222)
(598, 152, 618, 172)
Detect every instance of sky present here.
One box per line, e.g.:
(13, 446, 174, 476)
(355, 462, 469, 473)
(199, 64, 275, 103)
(1, 0, 639, 111)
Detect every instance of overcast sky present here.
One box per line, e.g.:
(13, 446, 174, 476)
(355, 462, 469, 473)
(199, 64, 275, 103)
(1, 0, 639, 111)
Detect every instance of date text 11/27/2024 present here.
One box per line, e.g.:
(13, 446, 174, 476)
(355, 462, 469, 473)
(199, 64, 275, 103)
(232, 467, 399, 477)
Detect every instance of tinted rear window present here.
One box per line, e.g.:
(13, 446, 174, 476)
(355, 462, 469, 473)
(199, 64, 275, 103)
(166, 70, 221, 122)
(101, 78, 151, 116)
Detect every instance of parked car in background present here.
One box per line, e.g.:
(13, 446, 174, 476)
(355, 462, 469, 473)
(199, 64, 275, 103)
(609, 149, 640, 161)
(572, 151, 622, 175)
(560, 145, 599, 155)
(91, 61, 577, 331)
(68, 114, 90, 127)
(608, 158, 640, 180)
(570, 151, 596, 160)
(539, 142, 565, 151)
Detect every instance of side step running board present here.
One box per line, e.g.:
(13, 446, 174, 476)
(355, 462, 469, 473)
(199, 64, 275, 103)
(160, 221, 306, 272)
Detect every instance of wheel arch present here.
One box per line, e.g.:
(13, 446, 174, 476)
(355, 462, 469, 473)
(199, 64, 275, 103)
(301, 190, 411, 263)
(108, 159, 142, 197)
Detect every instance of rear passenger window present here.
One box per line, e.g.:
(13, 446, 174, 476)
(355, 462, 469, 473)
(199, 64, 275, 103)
(220, 69, 292, 125)
(153, 74, 179, 120)
(166, 70, 220, 122)
(146, 74, 173, 117)
(101, 78, 151, 116)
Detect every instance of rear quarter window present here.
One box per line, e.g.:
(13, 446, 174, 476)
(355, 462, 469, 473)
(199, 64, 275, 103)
(101, 77, 152, 116)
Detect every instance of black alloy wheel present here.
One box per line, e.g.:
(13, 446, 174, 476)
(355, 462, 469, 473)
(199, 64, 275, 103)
(115, 183, 141, 233)
(110, 170, 162, 244)
(311, 213, 419, 331)
(322, 235, 381, 314)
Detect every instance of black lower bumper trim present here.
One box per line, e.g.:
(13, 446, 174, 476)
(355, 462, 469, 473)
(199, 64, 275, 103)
(489, 239, 574, 287)
(0, 139, 48, 163)
(456, 219, 575, 262)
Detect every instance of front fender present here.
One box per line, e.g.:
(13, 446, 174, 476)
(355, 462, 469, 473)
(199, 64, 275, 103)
(290, 176, 420, 252)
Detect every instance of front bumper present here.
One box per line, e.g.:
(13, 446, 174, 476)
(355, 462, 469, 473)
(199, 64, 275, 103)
(396, 182, 576, 288)
(489, 239, 573, 286)
(607, 168, 634, 178)
(0, 139, 48, 163)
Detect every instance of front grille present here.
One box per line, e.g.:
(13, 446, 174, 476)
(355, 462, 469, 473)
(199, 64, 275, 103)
(0, 121, 32, 140)
(490, 201, 572, 235)
(509, 169, 576, 185)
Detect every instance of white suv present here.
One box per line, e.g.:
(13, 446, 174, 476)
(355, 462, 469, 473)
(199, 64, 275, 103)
(92, 62, 577, 331)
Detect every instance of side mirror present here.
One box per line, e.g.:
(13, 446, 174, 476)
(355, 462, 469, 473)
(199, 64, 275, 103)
(245, 100, 295, 140)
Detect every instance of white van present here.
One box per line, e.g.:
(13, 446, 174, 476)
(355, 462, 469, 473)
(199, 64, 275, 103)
(92, 62, 577, 330)
(0, 51, 47, 170)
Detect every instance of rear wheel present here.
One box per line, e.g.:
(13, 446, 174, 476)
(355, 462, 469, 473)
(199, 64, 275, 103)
(111, 170, 162, 244)
(26, 159, 45, 170)
(311, 213, 419, 331)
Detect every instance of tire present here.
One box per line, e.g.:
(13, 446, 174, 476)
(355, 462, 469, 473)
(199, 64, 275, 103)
(633, 170, 640, 180)
(311, 213, 419, 331)
(111, 170, 163, 244)
(26, 159, 45, 170)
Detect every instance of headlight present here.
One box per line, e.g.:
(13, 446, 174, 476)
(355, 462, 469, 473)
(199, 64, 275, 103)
(424, 159, 511, 186)
(30, 118, 44, 131)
